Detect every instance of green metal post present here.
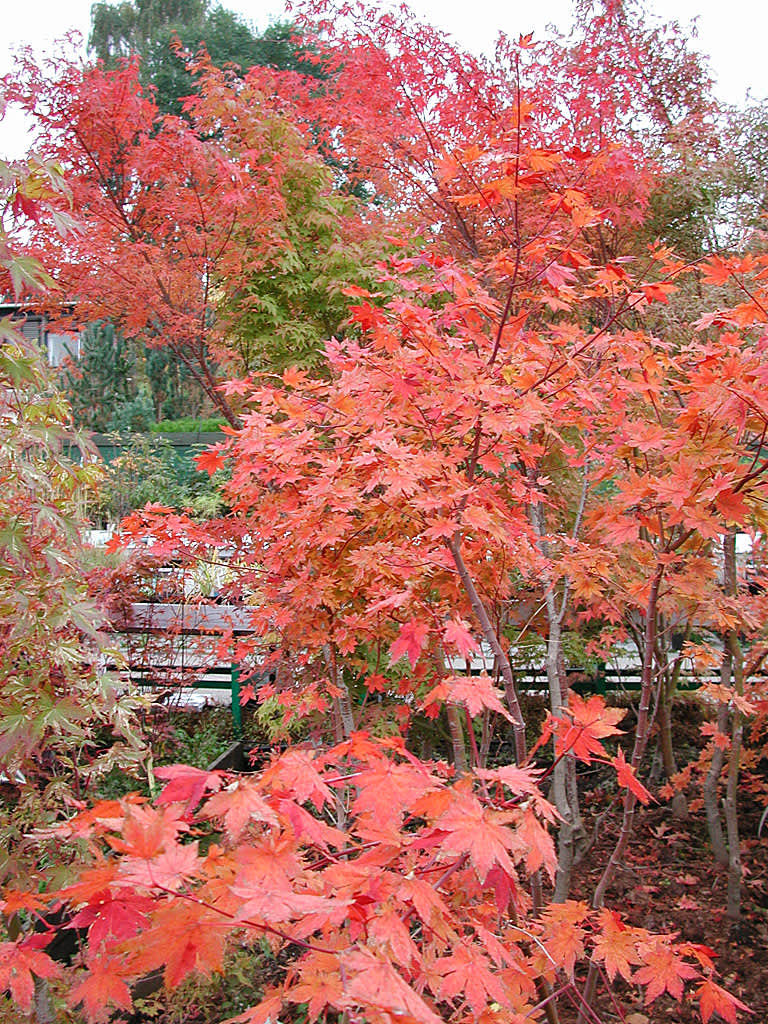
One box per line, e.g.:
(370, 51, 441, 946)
(231, 663, 242, 740)
(595, 660, 607, 696)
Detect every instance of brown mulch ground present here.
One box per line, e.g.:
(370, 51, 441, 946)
(569, 792, 768, 1023)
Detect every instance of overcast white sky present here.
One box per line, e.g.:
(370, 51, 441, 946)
(1, 0, 766, 158)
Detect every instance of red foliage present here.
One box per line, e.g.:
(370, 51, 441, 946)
(2, 736, 744, 1023)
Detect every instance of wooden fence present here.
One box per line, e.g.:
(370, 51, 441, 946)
(108, 604, 762, 737)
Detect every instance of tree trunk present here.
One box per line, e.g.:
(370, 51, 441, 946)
(449, 533, 527, 765)
(546, 611, 581, 902)
(579, 566, 663, 1022)
(323, 643, 355, 741)
(722, 533, 743, 929)
(529, 499, 585, 901)
(656, 624, 690, 819)
(446, 704, 468, 774)
(658, 673, 688, 819)
(448, 532, 543, 920)
(34, 977, 55, 1024)
(703, 676, 730, 866)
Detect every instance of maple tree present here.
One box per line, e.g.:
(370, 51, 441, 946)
(1, 735, 748, 1024)
(3, 50, 385, 427)
(4, 0, 768, 1021)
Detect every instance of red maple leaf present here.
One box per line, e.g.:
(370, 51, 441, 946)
(68, 889, 154, 946)
(443, 674, 513, 721)
(442, 617, 479, 658)
(389, 618, 429, 668)
(0, 941, 62, 1012)
(195, 447, 226, 476)
(696, 978, 750, 1024)
(155, 764, 222, 810)
(68, 957, 133, 1021)
(612, 748, 652, 805)
(633, 938, 699, 1002)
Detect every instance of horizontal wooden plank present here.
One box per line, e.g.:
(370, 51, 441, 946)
(108, 602, 257, 634)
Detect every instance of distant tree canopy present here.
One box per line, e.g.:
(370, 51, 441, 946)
(89, 0, 324, 114)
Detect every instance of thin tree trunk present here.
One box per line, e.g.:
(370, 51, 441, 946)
(479, 707, 492, 768)
(34, 978, 55, 1024)
(722, 533, 743, 929)
(529, 498, 585, 901)
(579, 566, 663, 1021)
(657, 675, 677, 778)
(446, 704, 468, 774)
(323, 643, 355, 741)
(657, 639, 689, 819)
(449, 533, 527, 764)
(546, 611, 578, 902)
(724, 638, 744, 927)
(703, 669, 730, 866)
(659, 671, 688, 815)
(448, 532, 544, 920)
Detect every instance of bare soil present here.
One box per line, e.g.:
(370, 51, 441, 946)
(569, 791, 768, 1023)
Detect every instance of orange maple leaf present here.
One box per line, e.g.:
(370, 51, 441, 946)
(431, 791, 516, 881)
(591, 909, 644, 981)
(287, 952, 345, 1019)
(512, 806, 557, 878)
(540, 901, 589, 977)
(696, 977, 750, 1024)
(553, 693, 624, 763)
(342, 948, 443, 1024)
(230, 990, 284, 1024)
(435, 944, 508, 1013)
(202, 780, 279, 838)
(443, 674, 514, 722)
(108, 804, 189, 858)
(443, 616, 479, 658)
(352, 757, 437, 823)
(369, 910, 420, 965)
(0, 941, 62, 1013)
(390, 618, 429, 668)
(0, 889, 47, 915)
(633, 938, 698, 1002)
(68, 958, 133, 1022)
(195, 447, 226, 476)
(260, 749, 333, 808)
(612, 748, 652, 805)
(125, 901, 229, 988)
(120, 839, 201, 891)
